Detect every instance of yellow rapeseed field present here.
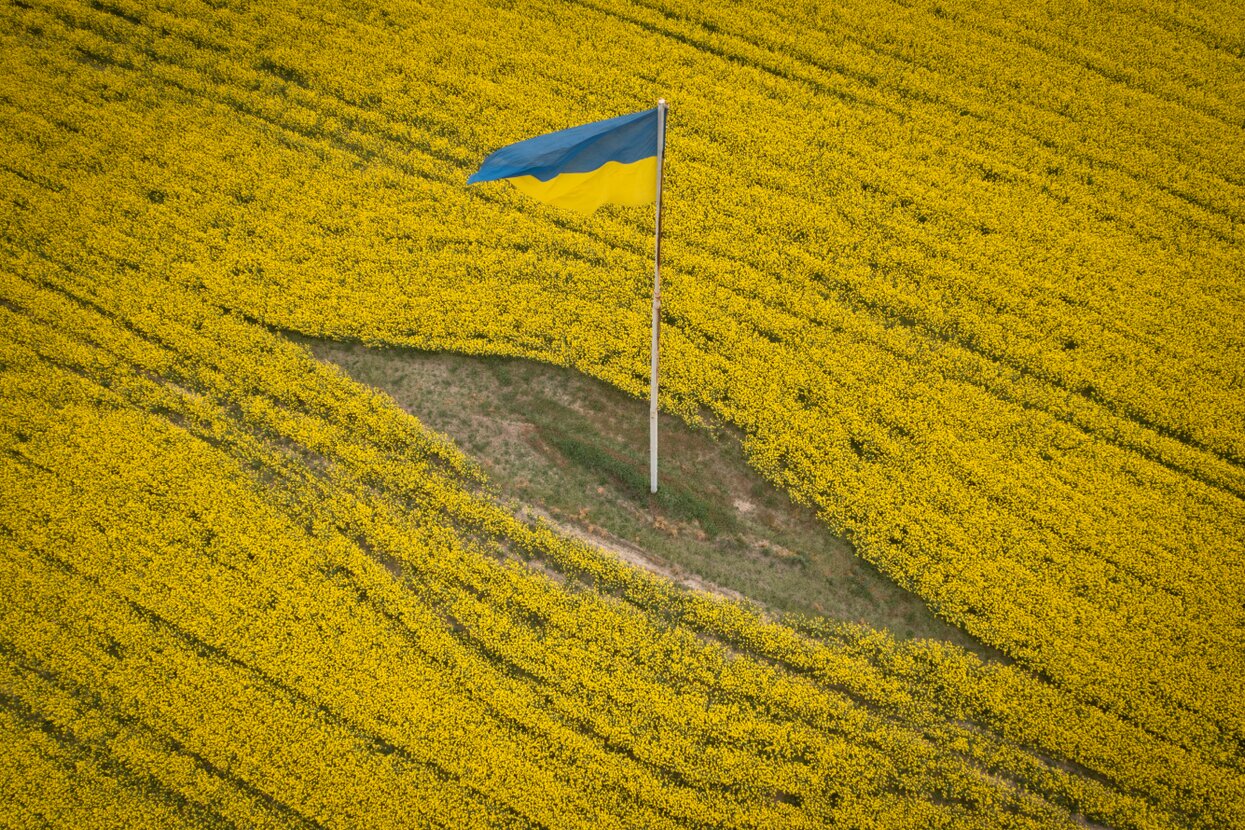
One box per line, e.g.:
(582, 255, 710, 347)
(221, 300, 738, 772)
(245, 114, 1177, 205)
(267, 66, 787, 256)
(1, 0, 1242, 827)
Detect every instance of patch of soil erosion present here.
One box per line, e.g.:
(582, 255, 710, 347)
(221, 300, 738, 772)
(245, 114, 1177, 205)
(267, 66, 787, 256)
(307, 338, 996, 659)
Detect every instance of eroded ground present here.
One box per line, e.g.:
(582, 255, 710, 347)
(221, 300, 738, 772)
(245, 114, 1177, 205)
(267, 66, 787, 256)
(308, 338, 990, 656)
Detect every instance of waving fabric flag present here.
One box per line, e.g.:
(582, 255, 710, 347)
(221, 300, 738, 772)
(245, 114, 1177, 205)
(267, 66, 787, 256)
(467, 107, 662, 214)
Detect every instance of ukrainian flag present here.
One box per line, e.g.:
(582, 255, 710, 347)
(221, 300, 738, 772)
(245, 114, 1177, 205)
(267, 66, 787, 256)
(467, 107, 663, 214)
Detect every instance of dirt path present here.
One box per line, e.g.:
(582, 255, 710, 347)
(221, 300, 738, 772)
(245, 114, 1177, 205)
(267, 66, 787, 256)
(518, 504, 747, 603)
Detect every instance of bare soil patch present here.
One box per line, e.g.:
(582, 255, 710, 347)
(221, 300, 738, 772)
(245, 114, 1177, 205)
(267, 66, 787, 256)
(306, 338, 988, 655)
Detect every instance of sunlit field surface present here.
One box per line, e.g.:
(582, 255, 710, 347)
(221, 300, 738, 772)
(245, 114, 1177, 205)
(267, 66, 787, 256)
(1, 0, 1242, 826)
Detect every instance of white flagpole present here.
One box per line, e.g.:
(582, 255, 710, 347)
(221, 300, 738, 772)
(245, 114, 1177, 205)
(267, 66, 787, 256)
(650, 99, 667, 494)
